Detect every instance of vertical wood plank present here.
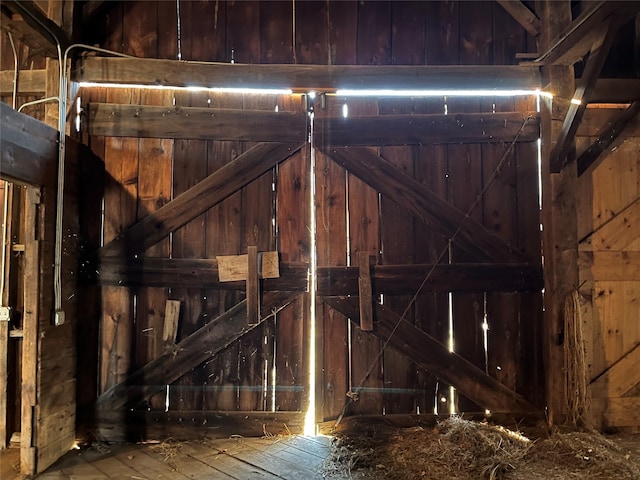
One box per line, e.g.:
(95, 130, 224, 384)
(21, 187, 39, 475)
(515, 137, 545, 407)
(260, 1, 294, 63)
(275, 134, 309, 412)
(316, 98, 349, 421)
(100, 86, 138, 394)
(295, 1, 329, 65)
(203, 93, 244, 411)
(247, 246, 259, 325)
(328, 0, 357, 65)
(483, 133, 519, 395)
(448, 98, 484, 413)
(0, 182, 6, 449)
(170, 86, 208, 412)
(190, 0, 227, 62)
(447, 3, 493, 412)
(135, 89, 172, 410)
(227, 1, 260, 63)
(358, 253, 373, 332)
(320, 2, 357, 420)
(414, 133, 450, 415)
(238, 93, 277, 412)
(76, 86, 105, 414)
(356, 1, 391, 65)
(426, 0, 460, 65)
(346, 100, 382, 416)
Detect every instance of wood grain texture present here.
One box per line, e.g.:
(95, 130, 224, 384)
(95, 291, 301, 412)
(99, 142, 302, 258)
(324, 297, 536, 413)
(88, 103, 307, 142)
(324, 146, 528, 263)
(316, 112, 540, 146)
(77, 57, 542, 91)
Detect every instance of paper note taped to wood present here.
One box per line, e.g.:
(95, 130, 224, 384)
(217, 251, 280, 282)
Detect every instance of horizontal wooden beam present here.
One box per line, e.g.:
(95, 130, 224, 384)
(530, 2, 640, 66)
(95, 291, 301, 412)
(317, 263, 542, 295)
(496, 0, 540, 37)
(0, 102, 57, 186)
(1, 102, 104, 189)
(578, 251, 640, 282)
(0, 69, 46, 95)
(91, 410, 304, 443)
(77, 57, 541, 91)
(585, 79, 640, 104)
(577, 101, 640, 176)
(316, 111, 539, 146)
(323, 146, 528, 263)
(323, 297, 536, 413)
(95, 259, 542, 294)
(590, 344, 640, 398)
(0, 1, 71, 57)
(99, 142, 302, 257)
(96, 257, 308, 290)
(87, 103, 307, 142)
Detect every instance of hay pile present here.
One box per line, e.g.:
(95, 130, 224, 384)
(322, 417, 640, 479)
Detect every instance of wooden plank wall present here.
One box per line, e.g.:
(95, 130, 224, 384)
(577, 107, 640, 430)
(78, 0, 543, 430)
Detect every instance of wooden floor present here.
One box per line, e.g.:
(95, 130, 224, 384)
(29, 435, 345, 479)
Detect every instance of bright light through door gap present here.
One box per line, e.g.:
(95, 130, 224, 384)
(78, 82, 293, 95)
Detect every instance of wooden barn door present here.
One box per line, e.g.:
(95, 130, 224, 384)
(90, 89, 313, 439)
(314, 93, 543, 421)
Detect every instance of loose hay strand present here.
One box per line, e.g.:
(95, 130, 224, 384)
(322, 418, 640, 480)
(564, 290, 591, 428)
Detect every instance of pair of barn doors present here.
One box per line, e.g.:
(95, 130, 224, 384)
(93, 91, 543, 427)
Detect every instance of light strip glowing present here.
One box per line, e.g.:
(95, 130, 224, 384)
(78, 81, 293, 95)
(336, 88, 553, 98)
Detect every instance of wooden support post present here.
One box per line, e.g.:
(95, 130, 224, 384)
(0, 319, 6, 449)
(247, 246, 260, 325)
(0, 181, 12, 450)
(21, 187, 40, 475)
(162, 300, 181, 350)
(538, 0, 579, 426)
(358, 252, 373, 331)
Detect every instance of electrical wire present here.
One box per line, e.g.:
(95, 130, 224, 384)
(332, 112, 537, 429)
(7, 32, 18, 110)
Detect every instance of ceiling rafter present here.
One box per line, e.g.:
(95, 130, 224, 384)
(496, 0, 540, 37)
(529, 1, 640, 66)
(550, 19, 622, 172)
(0, 0, 71, 57)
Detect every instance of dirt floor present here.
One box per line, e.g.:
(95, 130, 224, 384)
(321, 417, 640, 479)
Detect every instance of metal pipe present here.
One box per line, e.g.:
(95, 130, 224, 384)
(17, 96, 60, 112)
